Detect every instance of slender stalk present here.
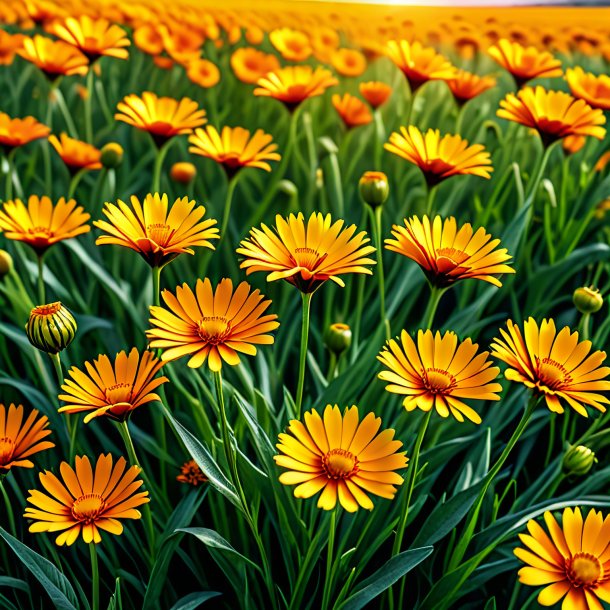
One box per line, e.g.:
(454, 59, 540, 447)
(36, 254, 46, 304)
(326, 352, 337, 382)
(578, 313, 591, 342)
(4, 148, 17, 201)
(455, 102, 467, 135)
(369, 205, 390, 340)
(67, 169, 87, 199)
(423, 285, 446, 329)
(0, 477, 16, 536)
(321, 509, 338, 610)
(50, 353, 63, 386)
(425, 184, 438, 216)
(525, 143, 554, 203)
(295, 292, 313, 418)
(53, 88, 79, 139)
(373, 109, 385, 170)
(151, 266, 162, 308)
(152, 139, 173, 193)
(84, 68, 94, 144)
(89, 543, 99, 610)
(219, 173, 240, 252)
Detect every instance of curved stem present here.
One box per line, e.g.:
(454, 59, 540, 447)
(425, 184, 438, 216)
(53, 88, 79, 139)
(369, 205, 390, 340)
(89, 543, 99, 610)
(50, 353, 63, 387)
(68, 168, 87, 199)
(152, 139, 173, 193)
(84, 68, 94, 144)
(525, 143, 554, 203)
(321, 509, 338, 610)
(578, 312, 591, 342)
(423, 285, 447, 329)
(295, 292, 312, 418)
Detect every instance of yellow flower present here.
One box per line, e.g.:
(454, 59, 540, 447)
(566, 67, 610, 111)
(0, 112, 50, 151)
(48, 133, 102, 172)
(331, 48, 367, 77)
(332, 93, 372, 129)
(359, 81, 392, 109)
(230, 47, 280, 85)
(186, 58, 220, 89)
(17, 34, 88, 78)
(447, 70, 496, 105)
(269, 28, 311, 62)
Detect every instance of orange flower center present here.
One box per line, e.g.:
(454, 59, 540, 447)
(216, 151, 242, 167)
(435, 247, 469, 266)
(71, 493, 106, 524)
(32, 302, 62, 316)
(567, 553, 602, 587)
(291, 247, 326, 272)
(105, 382, 133, 405)
(28, 226, 53, 237)
(146, 223, 176, 247)
(535, 357, 571, 390)
(0, 437, 14, 464)
(197, 316, 232, 345)
(423, 367, 457, 394)
(322, 448, 358, 479)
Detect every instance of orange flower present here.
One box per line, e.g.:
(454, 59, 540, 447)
(595, 151, 610, 173)
(311, 27, 340, 62)
(49, 133, 102, 172)
(186, 58, 220, 88)
(497, 86, 606, 145)
(0, 113, 50, 151)
(359, 81, 392, 109)
(160, 24, 203, 65)
(565, 67, 610, 111)
(153, 56, 174, 71)
(562, 135, 586, 156)
(332, 93, 373, 129)
(488, 39, 562, 88)
(230, 47, 280, 85)
(133, 24, 164, 56)
(331, 48, 367, 77)
(17, 34, 88, 78)
(386, 39, 456, 91)
(447, 70, 497, 105)
(177, 459, 207, 486)
(50, 15, 130, 61)
(269, 28, 311, 62)
(0, 30, 24, 66)
(254, 66, 338, 111)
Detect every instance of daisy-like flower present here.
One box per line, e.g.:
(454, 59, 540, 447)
(447, 70, 497, 105)
(359, 81, 392, 109)
(515, 507, 610, 609)
(94, 193, 218, 269)
(177, 459, 207, 486)
(0, 30, 24, 66)
(115, 92, 207, 146)
(488, 39, 562, 88)
(275, 404, 408, 512)
(188, 126, 280, 176)
(0, 195, 90, 254)
(186, 59, 220, 89)
(492, 318, 610, 417)
(17, 35, 88, 79)
(49, 15, 130, 62)
(58, 348, 167, 423)
(331, 48, 367, 77)
(378, 330, 502, 424)
(254, 66, 338, 111)
(269, 28, 311, 62)
(386, 215, 514, 288)
(385, 126, 493, 186)
(332, 93, 373, 129)
(24, 453, 149, 545)
(0, 404, 54, 472)
(237, 212, 376, 293)
(230, 47, 280, 85)
(566, 67, 610, 111)
(48, 133, 102, 172)
(386, 39, 456, 92)
(0, 113, 50, 152)
(147, 278, 279, 371)
(497, 86, 606, 146)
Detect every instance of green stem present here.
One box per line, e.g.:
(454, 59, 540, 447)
(151, 266, 161, 307)
(53, 88, 79, 139)
(67, 169, 87, 199)
(326, 352, 337, 382)
(219, 173, 240, 252)
(295, 292, 312, 418)
(321, 509, 338, 610)
(368, 205, 390, 340)
(36, 254, 46, 304)
(50, 353, 63, 386)
(373, 109, 385, 170)
(423, 285, 446, 329)
(579, 313, 591, 342)
(525, 143, 554, 203)
(152, 139, 173, 193)
(425, 184, 438, 216)
(89, 542, 99, 610)
(0, 477, 16, 536)
(4, 148, 17, 201)
(84, 68, 94, 144)
(455, 102, 466, 135)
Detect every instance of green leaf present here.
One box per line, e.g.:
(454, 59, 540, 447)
(106, 578, 122, 610)
(484, 598, 497, 610)
(0, 576, 29, 593)
(169, 591, 222, 610)
(0, 527, 78, 610)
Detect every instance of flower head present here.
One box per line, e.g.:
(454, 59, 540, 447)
(24, 454, 149, 545)
(26, 302, 76, 355)
(49, 133, 102, 172)
(514, 507, 610, 609)
(269, 28, 311, 62)
(0, 113, 50, 152)
(58, 348, 168, 423)
(386, 215, 514, 288)
(497, 86, 606, 145)
(0, 30, 24, 66)
(237, 212, 376, 293)
(17, 35, 88, 78)
(491, 318, 610, 417)
(447, 70, 496, 105)
(147, 278, 279, 371)
(0, 195, 90, 254)
(566, 67, 610, 111)
(230, 47, 280, 85)
(385, 126, 493, 186)
(186, 59, 220, 88)
(94, 193, 218, 269)
(359, 81, 392, 109)
(275, 404, 408, 512)
(331, 48, 367, 77)
(378, 330, 502, 424)
(177, 459, 207, 486)
(332, 93, 373, 129)
(0, 404, 54, 472)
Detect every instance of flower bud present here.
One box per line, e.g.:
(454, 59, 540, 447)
(100, 142, 124, 169)
(573, 286, 603, 314)
(0, 249, 13, 278)
(170, 162, 197, 184)
(26, 302, 76, 355)
(324, 323, 352, 355)
(562, 445, 596, 477)
(359, 171, 389, 208)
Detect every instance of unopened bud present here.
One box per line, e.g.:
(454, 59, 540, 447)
(0, 250, 13, 278)
(26, 302, 76, 354)
(100, 143, 124, 169)
(359, 171, 389, 208)
(324, 323, 352, 355)
(573, 286, 603, 314)
(562, 445, 596, 477)
(170, 162, 197, 184)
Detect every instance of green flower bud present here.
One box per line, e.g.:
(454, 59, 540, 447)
(0, 249, 13, 278)
(100, 142, 124, 169)
(324, 323, 352, 355)
(359, 171, 389, 208)
(26, 302, 76, 355)
(573, 286, 603, 314)
(562, 445, 596, 477)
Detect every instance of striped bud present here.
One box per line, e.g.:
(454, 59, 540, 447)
(26, 302, 76, 355)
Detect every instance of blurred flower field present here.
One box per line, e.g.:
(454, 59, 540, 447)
(0, 0, 610, 608)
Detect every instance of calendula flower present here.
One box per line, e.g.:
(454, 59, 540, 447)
(566, 67, 610, 111)
(230, 47, 280, 85)
(49, 15, 130, 61)
(169, 162, 197, 184)
(188, 126, 280, 176)
(17, 34, 88, 78)
(0, 404, 54, 472)
(275, 405, 407, 512)
(332, 93, 373, 129)
(386, 215, 514, 288)
(186, 58, 220, 88)
(94, 193, 218, 269)
(359, 81, 392, 109)
(177, 459, 207, 486)
(48, 133, 102, 172)
(386, 39, 456, 91)
(0, 113, 50, 152)
(385, 126, 493, 186)
(237, 212, 376, 293)
(331, 48, 367, 77)
(133, 24, 163, 56)
(254, 66, 338, 111)
(0, 30, 24, 66)
(497, 86, 606, 145)
(491, 318, 610, 417)
(488, 39, 562, 88)
(115, 92, 207, 146)
(147, 278, 279, 371)
(269, 28, 311, 62)
(447, 69, 497, 105)
(0, 195, 90, 254)
(58, 348, 168, 423)
(24, 454, 149, 545)
(514, 507, 610, 610)
(26, 302, 76, 355)
(311, 27, 340, 62)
